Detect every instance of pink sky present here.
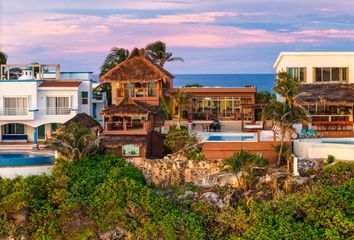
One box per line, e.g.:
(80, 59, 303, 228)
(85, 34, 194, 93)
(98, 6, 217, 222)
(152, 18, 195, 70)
(1, 0, 354, 74)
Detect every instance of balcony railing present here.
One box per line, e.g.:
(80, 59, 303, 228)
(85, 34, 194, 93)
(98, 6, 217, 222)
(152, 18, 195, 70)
(105, 120, 153, 135)
(117, 88, 156, 98)
(0, 108, 28, 116)
(45, 107, 71, 115)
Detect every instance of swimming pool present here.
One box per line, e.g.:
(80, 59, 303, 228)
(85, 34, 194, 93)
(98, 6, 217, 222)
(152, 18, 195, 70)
(321, 140, 354, 145)
(0, 152, 54, 167)
(206, 135, 255, 142)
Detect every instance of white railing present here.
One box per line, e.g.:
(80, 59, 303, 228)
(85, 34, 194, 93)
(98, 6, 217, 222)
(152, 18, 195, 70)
(0, 108, 28, 116)
(45, 107, 71, 115)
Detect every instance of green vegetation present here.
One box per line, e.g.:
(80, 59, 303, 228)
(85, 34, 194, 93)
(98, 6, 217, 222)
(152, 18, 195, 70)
(327, 155, 335, 164)
(0, 154, 205, 239)
(45, 123, 99, 161)
(0, 51, 7, 65)
(187, 148, 205, 160)
(159, 96, 170, 120)
(183, 83, 203, 88)
(223, 150, 268, 189)
(173, 88, 191, 127)
(0, 154, 353, 239)
(145, 41, 184, 67)
(265, 71, 310, 165)
(164, 126, 198, 153)
(99, 47, 129, 77)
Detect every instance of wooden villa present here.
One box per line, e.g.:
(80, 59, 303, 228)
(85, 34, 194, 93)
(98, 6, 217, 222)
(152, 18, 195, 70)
(296, 83, 354, 134)
(99, 48, 173, 158)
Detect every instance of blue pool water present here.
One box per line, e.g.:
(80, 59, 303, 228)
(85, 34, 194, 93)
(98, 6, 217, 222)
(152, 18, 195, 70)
(321, 140, 354, 145)
(207, 135, 254, 141)
(0, 153, 54, 167)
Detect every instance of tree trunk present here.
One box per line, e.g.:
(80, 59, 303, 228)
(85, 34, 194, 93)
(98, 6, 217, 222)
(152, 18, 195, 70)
(277, 134, 284, 166)
(177, 106, 181, 128)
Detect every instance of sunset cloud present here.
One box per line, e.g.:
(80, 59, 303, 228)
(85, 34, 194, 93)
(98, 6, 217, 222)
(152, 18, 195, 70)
(1, 0, 354, 74)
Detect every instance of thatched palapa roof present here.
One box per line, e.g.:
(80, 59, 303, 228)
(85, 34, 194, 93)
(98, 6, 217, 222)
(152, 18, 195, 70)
(100, 97, 157, 117)
(101, 135, 146, 147)
(64, 113, 102, 131)
(100, 48, 174, 83)
(296, 83, 354, 106)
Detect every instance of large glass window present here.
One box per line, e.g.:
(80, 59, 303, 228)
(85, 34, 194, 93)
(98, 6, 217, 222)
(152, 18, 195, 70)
(122, 144, 139, 156)
(287, 67, 306, 82)
(148, 82, 155, 97)
(3, 123, 25, 135)
(46, 97, 70, 115)
(314, 67, 348, 82)
(192, 97, 251, 119)
(3, 97, 27, 115)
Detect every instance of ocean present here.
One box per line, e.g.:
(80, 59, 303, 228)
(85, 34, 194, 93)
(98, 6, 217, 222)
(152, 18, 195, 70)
(174, 74, 275, 92)
(93, 74, 276, 92)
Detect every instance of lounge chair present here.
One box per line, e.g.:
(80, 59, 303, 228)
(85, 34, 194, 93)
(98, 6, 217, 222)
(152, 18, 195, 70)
(209, 120, 221, 132)
(298, 129, 309, 138)
(308, 128, 321, 138)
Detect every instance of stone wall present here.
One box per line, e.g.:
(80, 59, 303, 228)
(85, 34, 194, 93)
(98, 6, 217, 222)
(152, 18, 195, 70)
(127, 157, 240, 187)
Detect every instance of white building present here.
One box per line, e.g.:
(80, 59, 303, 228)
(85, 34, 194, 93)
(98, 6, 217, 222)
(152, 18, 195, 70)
(92, 82, 107, 126)
(0, 63, 93, 147)
(274, 52, 354, 84)
(274, 52, 354, 127)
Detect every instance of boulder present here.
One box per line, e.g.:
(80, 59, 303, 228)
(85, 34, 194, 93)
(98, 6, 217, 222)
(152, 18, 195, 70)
(99, 226, 129, 240)
(298, 158, 319, 175)
(200, 192, 226, 208)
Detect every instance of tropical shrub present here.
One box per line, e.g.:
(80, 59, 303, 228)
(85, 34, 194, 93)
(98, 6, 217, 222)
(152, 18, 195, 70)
(223, 150, 268, 189)
(0, 154, 206, 239)
(327, 154, 335, 164)
(164, 126, 198, 153)
(187, 148, 205, 160)
(45, 123, 99, 161)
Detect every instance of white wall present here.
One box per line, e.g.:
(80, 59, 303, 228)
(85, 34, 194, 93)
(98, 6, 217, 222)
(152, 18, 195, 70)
(274, 53, 354, 83)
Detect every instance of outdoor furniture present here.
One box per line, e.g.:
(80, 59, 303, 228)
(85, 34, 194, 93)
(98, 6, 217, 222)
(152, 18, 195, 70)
(202, 124, 209, 132)
(209, 120, 221, 132)
(298, 129, 309, 138)
(308, 128, 321, 138)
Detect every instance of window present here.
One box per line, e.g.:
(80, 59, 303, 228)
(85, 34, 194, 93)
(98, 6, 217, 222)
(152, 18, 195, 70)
(51, 123, 60, 132)
(81, 91, 88, 105)
(287, 67, 306, 82)
(46, 97, 70, 115)
(3, 97, 27, 115)
(314, 67, 348, 82)
(3, 123, 25, 135)
(122, 144, 139, 156)
(148, 82, 155, 96)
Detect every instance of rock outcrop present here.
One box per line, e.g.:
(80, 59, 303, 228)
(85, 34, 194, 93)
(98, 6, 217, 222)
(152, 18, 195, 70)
(127, 158, 240, 188)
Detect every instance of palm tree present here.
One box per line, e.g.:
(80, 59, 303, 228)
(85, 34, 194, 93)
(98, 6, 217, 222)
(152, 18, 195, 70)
(98, 48, 129, 106)
(174, 88, 189, 128)
(273, 71, 301, 106)
(264, 100, 310, 165)
(99, 47, 129, 77)
(45, 124, 99, 161)
(223, 150, 268, 190)
(0, 51, 7, 65)
(145, 41, 184, 67)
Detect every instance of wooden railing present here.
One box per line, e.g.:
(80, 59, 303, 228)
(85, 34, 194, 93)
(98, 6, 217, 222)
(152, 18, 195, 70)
(105, 120, 153, 135)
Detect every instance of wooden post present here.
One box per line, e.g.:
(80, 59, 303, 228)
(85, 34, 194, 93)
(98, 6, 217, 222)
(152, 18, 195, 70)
(257, 130, 261, 142)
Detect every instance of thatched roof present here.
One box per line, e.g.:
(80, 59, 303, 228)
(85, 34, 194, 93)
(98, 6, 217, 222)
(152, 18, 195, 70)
(100, 97, 157, 117)
(100, 48, 174, 83)
(101, 135, 146, 147)
(296, 83, 354, 106)
(64, 113, 103, 131)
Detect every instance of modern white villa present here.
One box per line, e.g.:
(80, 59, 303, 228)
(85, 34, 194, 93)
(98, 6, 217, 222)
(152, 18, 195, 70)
(274, 52, 354, 134)
(0, 63, 93, 147)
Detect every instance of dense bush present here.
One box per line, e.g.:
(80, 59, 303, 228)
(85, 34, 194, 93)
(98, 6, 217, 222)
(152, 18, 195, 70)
(0, 154, 205, 239)
(164, 126, 198, 153)
(187, 148, 205, 160)
(0, 155, 352, 239)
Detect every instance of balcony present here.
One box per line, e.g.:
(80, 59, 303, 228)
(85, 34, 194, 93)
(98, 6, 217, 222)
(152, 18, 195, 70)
(45, 107, 71, 115)
(0, 108, 28, 116)
(104, 120, 153, 135)
(115, 88, 159, 106)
